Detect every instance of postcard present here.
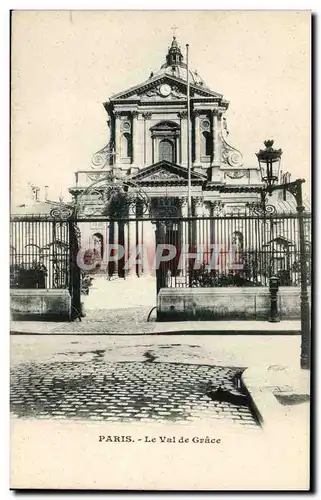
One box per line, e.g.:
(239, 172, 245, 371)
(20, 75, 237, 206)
(10, 10, 311, 491)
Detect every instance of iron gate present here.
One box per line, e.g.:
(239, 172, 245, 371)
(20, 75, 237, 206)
(10, 211, 312, 318)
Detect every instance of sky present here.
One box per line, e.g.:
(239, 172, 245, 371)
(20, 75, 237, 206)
(11, 10, 311, 204)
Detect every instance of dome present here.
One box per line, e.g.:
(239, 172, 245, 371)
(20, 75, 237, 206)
(151, 37, 208, 88)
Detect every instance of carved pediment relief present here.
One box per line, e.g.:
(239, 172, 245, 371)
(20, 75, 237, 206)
(109, 76, 223, 103)
(130, 161, 206, 184)
(140, 83, 186, 100)
(142, 168, 182, 182)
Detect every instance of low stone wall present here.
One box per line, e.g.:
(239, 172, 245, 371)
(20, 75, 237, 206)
(157, 286, 311, 322)
(10, 289, 71, 321)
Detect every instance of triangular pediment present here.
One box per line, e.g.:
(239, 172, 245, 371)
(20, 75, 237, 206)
(129, 161, 206, 185)
(264, 236, 295, 248)
(108, 74, 223, 102)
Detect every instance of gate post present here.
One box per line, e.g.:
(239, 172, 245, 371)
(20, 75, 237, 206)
(69, 218, 81, 320)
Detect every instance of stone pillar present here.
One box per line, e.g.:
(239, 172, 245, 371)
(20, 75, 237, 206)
(140, 218, 144, 275)
(131, 111, 140, 168)
(204, 202, 212, 266)
(212, 109, 222, 166)
(127, 202, 136, 277)
(142, 112, 153, 166)
(136, 203, 144, 277)
(178, 111, 188, 167)
(195, 197, 204, 246)
(108, 221, 119, 276)
(193, 197, 203, 264)
(114, 111, 122, 167)
(175, 133, 180, 164)
(179, 197, 188, 278)
(193, 110, 201, 166)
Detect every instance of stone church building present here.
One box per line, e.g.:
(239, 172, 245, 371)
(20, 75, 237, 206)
(68, 36, 306, 286)
(70, 36, 262, 217)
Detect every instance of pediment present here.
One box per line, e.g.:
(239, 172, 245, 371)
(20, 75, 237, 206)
(130, 161, 206, 185)
(108, 75, 223, 102)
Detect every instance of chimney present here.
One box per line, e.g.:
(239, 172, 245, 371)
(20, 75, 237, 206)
(30, 184, 40, 201)
(44, 185, 49, 201)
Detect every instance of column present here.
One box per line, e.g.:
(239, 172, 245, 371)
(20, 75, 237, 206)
(193, 110, 201, 166)
(131, 110, 141, 168)
(127, 202, 136, 277)
(142, 112, 152, 166)
(193, 197, 203, 263)
(114, 220, 119, 277)
(114, 111, 122, 167)
(104, 221, 109, 273)
(179, 197, 188, 280)
(195, 197, 204, 245)
(140, 218, 144, 275)
(204, 202, 212, 266)
(178, 111, 188, 167)
(212, 109, 222, 166)
(136, 202, 143, 277)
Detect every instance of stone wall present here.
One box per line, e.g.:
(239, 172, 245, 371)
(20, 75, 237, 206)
(157, 286, 311, 322)
(11, 289, 71, 321)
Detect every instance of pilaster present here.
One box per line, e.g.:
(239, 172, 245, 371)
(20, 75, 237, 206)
(142, 112, 152, 166)
(178, 111, 188, 167)
(179, 197, 188, 276)
(142, 112, 153, 166)
(131, 111, 140, 168)
(212, 109, 222, 167)
(127, 202, 137, 277)
(193, 110, 202, 166)
(114, 111, 122, 167)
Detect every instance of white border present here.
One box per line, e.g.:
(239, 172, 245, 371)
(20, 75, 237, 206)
(2, 3, 319, 498)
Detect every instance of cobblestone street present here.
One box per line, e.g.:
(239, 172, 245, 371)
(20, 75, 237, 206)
(10, 358, 258, 427)
(11, 333, 302, 431)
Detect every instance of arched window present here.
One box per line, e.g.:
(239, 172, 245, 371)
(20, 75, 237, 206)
(121, 133, 132, 158)
(159, 139, 174, 163)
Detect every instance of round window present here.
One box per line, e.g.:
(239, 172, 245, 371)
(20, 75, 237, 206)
(201, 119, 210, 130)
(122, 121, 131, 132)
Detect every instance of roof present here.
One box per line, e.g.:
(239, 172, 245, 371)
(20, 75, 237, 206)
(11, 200, 70, 216)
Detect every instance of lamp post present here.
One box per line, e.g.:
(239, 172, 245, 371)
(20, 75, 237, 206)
(256, 140, 310, 370)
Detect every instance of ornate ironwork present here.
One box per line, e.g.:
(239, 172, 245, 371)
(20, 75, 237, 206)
(75, 172, 150, 218)
(212, 201, 225, 216)
(246, 201, 276, 216)
(49, 204, 74, 220)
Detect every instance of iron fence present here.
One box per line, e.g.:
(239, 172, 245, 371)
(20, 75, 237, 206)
(10, 219, 70, 289)
(10, 212, 312, 294)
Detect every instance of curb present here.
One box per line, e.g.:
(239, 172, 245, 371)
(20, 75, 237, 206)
(241, 368, 281, 429)
(10, 329, 301, 336)
(240, 366, 310, 430)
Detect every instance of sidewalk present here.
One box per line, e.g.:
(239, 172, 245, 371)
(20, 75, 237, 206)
(10, 305, 301, 335)
(242, 364, 310, 431)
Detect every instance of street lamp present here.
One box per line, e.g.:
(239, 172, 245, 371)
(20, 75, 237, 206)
(256, 140, 310, 370)
(256, 139, 283, 187)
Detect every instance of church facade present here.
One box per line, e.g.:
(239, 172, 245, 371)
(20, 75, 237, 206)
(70, 37, 263, 215)
(68, 37, 306, 285)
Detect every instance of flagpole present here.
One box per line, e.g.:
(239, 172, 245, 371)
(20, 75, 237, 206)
(186, 43, 192, 217)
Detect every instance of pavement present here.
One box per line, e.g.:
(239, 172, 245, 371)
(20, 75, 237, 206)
(9, 277, 310, 490)
(10, 333, 309, 426)
(242, 364, 310, 430)
(10, 334, 310, 490)
(10, 306, 301, 335)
